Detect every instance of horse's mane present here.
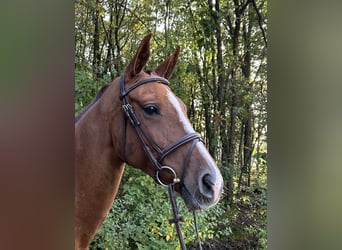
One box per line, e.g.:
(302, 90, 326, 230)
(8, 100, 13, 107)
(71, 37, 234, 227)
(76, 70, 152, 124)
(75, 85, 109, 123)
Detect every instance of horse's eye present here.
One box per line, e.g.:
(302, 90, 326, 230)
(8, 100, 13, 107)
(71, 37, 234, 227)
(143, 105, 160, 115)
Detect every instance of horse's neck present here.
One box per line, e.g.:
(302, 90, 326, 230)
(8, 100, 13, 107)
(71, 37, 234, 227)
(76, 82, 123, 164)
(76, 83, 125, 189)
(75, 84, 125, 247)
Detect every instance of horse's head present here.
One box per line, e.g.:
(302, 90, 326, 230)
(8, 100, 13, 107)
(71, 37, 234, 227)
(117, 34, 223, 210)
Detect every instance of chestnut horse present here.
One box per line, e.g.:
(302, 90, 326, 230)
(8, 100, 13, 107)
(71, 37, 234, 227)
(75, 33, 223, 250)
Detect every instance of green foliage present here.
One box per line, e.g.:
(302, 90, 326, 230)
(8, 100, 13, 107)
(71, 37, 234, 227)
(229, 187, 267, 249)
(90, 167, 231, 250)
(75, 68, 111, 116)
(75, 0, 267, 248)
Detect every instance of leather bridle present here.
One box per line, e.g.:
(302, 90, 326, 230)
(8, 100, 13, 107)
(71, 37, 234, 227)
(119, 74, 203, 249)
(119, 74, 201, 186)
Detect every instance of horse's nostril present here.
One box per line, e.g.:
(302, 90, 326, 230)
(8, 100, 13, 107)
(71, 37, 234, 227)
(200, 174, 215, 199)
(203, 174, 215, 186)
(203, 174, 215, 188)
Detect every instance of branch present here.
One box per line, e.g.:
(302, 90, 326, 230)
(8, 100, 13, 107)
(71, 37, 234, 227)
(251, 0, 267, 47)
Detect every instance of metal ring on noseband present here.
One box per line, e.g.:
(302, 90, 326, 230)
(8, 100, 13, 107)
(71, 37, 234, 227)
(156, 166, 181, 187)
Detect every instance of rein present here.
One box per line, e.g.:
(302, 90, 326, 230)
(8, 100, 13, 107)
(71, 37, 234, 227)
(119, 75, 203, 250)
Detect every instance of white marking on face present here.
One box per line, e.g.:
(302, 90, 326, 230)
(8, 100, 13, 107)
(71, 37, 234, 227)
(165, 87, 223, 201)
(166, 89, 195, 134)
(197, 143, 224, 201)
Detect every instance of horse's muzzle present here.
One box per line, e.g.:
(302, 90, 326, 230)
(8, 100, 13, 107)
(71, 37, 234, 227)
(181, 172, 223, 211)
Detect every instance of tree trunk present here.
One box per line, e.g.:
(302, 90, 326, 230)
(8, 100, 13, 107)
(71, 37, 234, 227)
(92, 0, 101, 79)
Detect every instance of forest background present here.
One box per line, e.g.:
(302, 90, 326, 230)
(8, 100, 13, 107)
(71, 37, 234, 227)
(75, 0, 267, 249)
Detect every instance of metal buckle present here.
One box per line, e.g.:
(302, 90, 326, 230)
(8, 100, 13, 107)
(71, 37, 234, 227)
(122, 104, 140, 126)
(122, 103, 132, 115)
(156, 166, 180, 186)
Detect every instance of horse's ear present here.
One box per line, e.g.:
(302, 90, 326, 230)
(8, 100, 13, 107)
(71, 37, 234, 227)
(125, 33, 152, 78)
(154, 46, 180, 80)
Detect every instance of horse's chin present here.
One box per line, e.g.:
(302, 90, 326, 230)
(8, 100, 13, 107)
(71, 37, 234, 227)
(180, 184, 218, 211)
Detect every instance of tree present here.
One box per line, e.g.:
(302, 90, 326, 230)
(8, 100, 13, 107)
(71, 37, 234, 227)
(75, 0, 267, 248)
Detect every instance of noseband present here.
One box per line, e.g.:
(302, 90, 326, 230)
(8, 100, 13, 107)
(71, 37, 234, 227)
(119, 74, 203, 249)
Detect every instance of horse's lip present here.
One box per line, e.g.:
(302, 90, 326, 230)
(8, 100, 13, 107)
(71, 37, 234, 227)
(180, 184, 203, 211)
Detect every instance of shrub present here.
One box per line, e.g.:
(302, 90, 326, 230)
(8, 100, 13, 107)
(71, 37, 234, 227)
(90, 167, 230, 250)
